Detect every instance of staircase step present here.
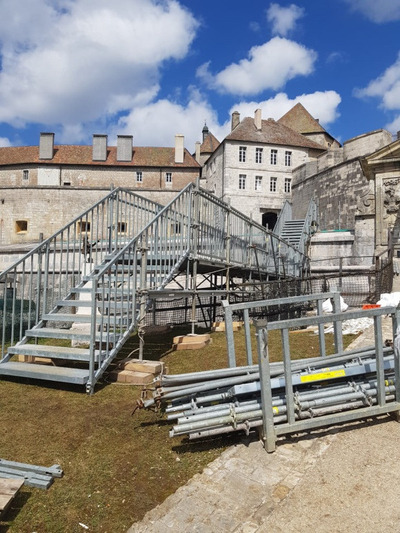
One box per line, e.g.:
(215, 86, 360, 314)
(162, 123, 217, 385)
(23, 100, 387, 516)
(0, 362, 89, 384)
(42, 314, 92, 323)
(25, 327, 114, 343)
(57, 300, 93, 308)
(8, 344, 92, 361)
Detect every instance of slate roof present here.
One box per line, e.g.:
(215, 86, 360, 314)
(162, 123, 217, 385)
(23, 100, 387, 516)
(225, 116, 325, 151)
(278, 103, 328, 135)
(200, 132, 220, 154)
(0, 145, 200, 168)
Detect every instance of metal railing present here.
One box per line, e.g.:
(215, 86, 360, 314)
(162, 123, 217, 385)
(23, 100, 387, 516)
(149, 294, 400, 447)
(272, 200, 292, 237)
(256, 301, 400, 452)
(0, 188, 162, 355)
(0, 182, 313, 392)
(222, 292, 342, 367)
(85, 185, 311, 390)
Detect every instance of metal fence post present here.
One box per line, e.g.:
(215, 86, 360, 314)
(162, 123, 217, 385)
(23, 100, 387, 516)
(332, 291, 344, 354)
(256, 323, 276, 452)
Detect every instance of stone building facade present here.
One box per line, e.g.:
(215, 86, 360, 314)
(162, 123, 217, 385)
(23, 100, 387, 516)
(0, 133, 200, 245)
(203, 108, 327, 228)
(292, 129, 394, 258)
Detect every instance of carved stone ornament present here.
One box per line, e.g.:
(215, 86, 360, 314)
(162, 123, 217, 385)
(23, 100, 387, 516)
(383, 179, 400, 228)
(356, 190, 375, 215)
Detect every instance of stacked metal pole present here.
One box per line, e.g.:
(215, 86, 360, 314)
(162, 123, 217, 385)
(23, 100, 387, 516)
(138, 345, 397, 441)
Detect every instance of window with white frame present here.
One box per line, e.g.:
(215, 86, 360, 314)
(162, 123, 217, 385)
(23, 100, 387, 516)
(23, 169, 29, 181)
(239, 146, 247, 162)
(255, 147, 263, 164)
(255, 175, 262, 191)
(165, 172, 172, 184)
(270, 149, 277, 165)
(136, 171, 143, 183)
(284, 177, 291, 193)
(270, 176, 277, 192)
(239, 174, 246, 190)
(285, 151, 292, 166)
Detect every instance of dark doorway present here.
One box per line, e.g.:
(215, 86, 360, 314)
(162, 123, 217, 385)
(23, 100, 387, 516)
(262, 212, 278, 230)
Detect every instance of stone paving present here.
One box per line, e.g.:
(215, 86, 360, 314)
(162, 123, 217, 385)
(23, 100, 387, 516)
(128, 315, 397, 533)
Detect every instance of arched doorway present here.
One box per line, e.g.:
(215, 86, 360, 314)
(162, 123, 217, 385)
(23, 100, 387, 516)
(262, 212, 278, 230)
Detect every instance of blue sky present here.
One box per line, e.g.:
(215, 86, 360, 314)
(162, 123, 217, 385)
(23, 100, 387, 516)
(0, 0, 400, 151)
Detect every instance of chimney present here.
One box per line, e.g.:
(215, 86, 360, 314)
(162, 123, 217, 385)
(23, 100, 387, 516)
(231, 111, 240, 131)
(175, 134, 184, 164)
(92, 134, 108, 161)
(195, 141, 201, 163)
(254, 108, 262, 130)
(39, 132, 55, 160)
(117, 135, 133, 162)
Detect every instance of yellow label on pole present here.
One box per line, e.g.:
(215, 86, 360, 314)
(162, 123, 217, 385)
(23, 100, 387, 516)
(300, 369, 346, 383)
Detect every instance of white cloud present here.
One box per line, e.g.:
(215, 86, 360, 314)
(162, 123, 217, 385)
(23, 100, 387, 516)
(267, 3, 305, 36)
(0, 0, 198, 138)
(355, 53, 400, 111)
(0, 137, 12, 147)
(341, 0, 400, 23)
(355, 53, 400, 136)
(114, 90, 222, 151)
(197, 37, 317, 96)
(228, 91, 341, 127)
(386, 115, 400, 134)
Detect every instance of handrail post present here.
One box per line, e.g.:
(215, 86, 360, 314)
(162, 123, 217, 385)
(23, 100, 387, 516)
(190, 187, 200, 334)
(87, 279, 98, 394)
(256, 323, 276, 453)
(138, 233, 149, 359)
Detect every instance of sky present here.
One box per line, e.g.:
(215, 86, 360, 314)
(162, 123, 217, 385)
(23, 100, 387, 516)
(1, 0, 400, 151)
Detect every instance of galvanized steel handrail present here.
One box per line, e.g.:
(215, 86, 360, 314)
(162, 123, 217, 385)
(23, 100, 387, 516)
(256, 302, 400, 452)
(86, 184, 193, 390)
(0, 188, 163, 357)
(222, 292, 342, 367)
(272, 200, 292, 237)
(1, 181, 316, 392)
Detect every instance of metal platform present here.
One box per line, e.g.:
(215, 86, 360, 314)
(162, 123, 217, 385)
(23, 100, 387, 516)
(0, 184, 316, 393)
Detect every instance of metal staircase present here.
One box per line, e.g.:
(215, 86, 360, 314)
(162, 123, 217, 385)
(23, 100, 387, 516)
(0, 184, 316, 393)
(274, 198, 318, 254)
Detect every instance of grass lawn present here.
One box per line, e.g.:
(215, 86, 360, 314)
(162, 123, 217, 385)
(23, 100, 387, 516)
(0, 325, 356, 532)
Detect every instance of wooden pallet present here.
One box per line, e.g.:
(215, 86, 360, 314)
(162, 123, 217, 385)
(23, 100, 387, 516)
(0, 477, 24, 518)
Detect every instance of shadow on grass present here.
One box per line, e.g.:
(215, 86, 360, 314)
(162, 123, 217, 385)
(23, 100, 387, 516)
(0, 490, 32, 531)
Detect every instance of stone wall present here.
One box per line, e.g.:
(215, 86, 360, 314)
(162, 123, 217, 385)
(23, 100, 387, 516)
(292, 158, 368, 231)
(0, 187, 186, 246)
(0, 166, 199, 191)
(292, 130, 393, 231)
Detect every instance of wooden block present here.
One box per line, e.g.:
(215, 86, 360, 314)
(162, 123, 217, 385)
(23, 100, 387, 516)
(173, 334, 210, 344)
(173, 339, 211, 351)
(211, 322, 243, 332)
(0, 477, 24, 518)
(122, 358, 164, 374)
(109, 370, 154, 385)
